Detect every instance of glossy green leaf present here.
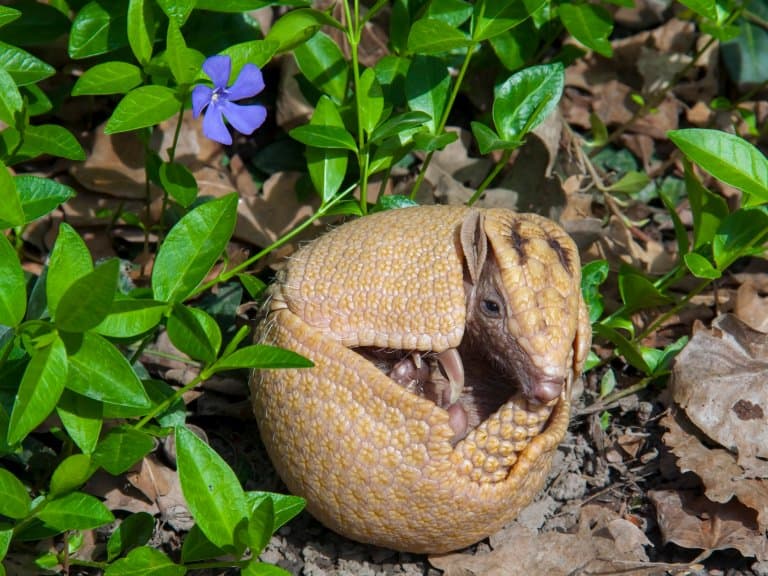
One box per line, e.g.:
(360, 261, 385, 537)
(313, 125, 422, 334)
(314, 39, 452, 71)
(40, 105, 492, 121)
(607, 171, 651, 195)
(107, 512, 155, 562)
(683, 252, 721, 279)
(593, 323, 650, 375)
(243, 560, 292, 576)
(160, 162, 198, 207)
(372, 194, 419, 212)
(93, 427, 155, 475)
(194, 0, 289, 9)
(156, 0, 194, 25)
(669, 129, 768, 203)
(406, 18, 473, 54)
(294, 31, 348, 103)
(685, 161, 729, 250)
(405, 55, 450, 134)
(167, 304, 221, 364)
(244, 497, 273, 555)
(289, 125, 357, 151)
(8, 335, 67, 445)
(470, 121, 515, 154)
(412, 129, 458, 151)
(558, 3, 613, 57)
(68, 1, 128, 59)
(0, 40, 55, 86)
(306, 96, 348, 201)
(721, 19, 768, 86)
(713, 208, 768, 270)
(47, 225, 93, 319)
(11, 124, 86, 163)
(127, 0, 154, 65)
(212, 344, 313, 373)
(472, 0, 543, 41)
(677, 0, 717, 20)
(368, 111, 431, 143)
(581, 259, 609, 324)
(152, 194, 238, 302)
(246, 492, 305, 532)
(493, 62, 564, 143)
(175, 425, 248, 548)
(0, 67, 22, 126)
(94, 299, 167, 338)
(106, 546, 186, 576)
(181, 524, 227, 563)
(358, 67, 385, 136)
(0, 232, 25, 327)
(0, 161, 25, 227)
(0, 468, 31, 519)
(56, 390, 103, 454)
(63, 331, 151, 409)
(221, 40, 279, 73)
(71, 61, 143, 96)
(659, 190, 689, 258)
(426, 0, 473, 26)
(49, 454, 94, 497)
(238, 274, 267, 299)
(165, 20, 204, 87)
(105, 86, 179, 134)
(13, 175, 75, 224)
(0, 6, 21, 28)
(617, 265, 674, 312)
(39, 492, 114, 531)
(0, 528, 11, 564)
(55, 258, 119, 333)
(264, 8, 341, 54)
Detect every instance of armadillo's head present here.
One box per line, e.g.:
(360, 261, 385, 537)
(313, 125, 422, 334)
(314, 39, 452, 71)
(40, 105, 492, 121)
(461, 209, 587, 405)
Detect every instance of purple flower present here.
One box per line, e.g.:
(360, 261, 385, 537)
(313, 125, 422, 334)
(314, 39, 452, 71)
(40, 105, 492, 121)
(192, 55, 267, 145)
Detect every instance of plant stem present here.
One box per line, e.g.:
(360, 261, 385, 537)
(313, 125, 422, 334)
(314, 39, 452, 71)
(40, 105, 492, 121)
(345, 0, 369, 213)
(467, 148, 514, 205)
(134, 369, 208, 430)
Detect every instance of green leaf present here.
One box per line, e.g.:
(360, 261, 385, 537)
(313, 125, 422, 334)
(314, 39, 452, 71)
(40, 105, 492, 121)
(93, 427, 155, 475)
(470, 121, 515, 154)
(94, 299, 168, 338)
(38, 492, 114, 531)
(50, 454, 95, 497)
(166, 304, 221, 364)
(406, 18, 474, 54)
(221, 40, 279, 72)
(713, 208, 768, 270)
(405, 55, 450, 134)
(244, 497, 273, 555)
(9, 124, 86, 163)
(156, 0, 195, 26)
(668, 129, 768, 203)
(721, 19, 768, 86)
(246, 492, 305, 532)
(181, 524, 227, 563)
(358, 67, 385, 135)
(8, 336, 67, 445)
(0, 468, 31, 519)
(55, 258, 119, 333)
(0, 232, 25, 328)
(105, 546, 186, 576)
(677, 0, 717, 20)
(238, 274, 266, 299)
(63, 331, 151, 409)
(264, 8, 341, 54)
(212, 344, 313, 373)
(56, 391, 103, 454)
(427, 0, 473, 26)
(607, 171, 651, 195)
(593, 323, 651, 375)
(0, 67, 23, 126)
(0, 528, 12, 564)
(0, 40, 55, 86)
(165, 20, 204, 87)
(13, 175, 75, 224)
(372, 194, 419, 212)
(581, 259, 609, 323)
(412, 129, 458, 151)
(152, 194, 238, 302)
(105, 86, 179, 134)
(127, 0, 154, 65)
(69, 2, 128, 59)
(472, 0, 543, 41)
(685, 160, 729, 250)
(617, 264, 674, 312)
(107, 512, 155, 562)
(368, 111, 431, 143)
(160, 162, 198, 207)
(659, 190, 689, 258)
(289, 125, 357, 151)
(0, 160, 25, 227)
(294, 31, 348, 103)
(0, 6, 21, 28)
(599, 368, 616, 398)
(71, 62, 143, 96)
(306, 96, 348, 201)
(47, 224, 93, 319)
(243, 560, 292, 576)
(558, 3, 613, 57)
(493, 62, 564, 143)
(175, 425, 248, 548)
(683, 252, 721, 279)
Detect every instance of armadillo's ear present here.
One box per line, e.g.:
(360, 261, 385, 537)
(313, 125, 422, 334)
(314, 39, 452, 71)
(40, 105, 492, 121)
(460, 209, 487, 285)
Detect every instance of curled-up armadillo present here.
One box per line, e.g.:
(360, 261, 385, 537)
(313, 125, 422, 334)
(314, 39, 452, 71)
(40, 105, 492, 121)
(250, 205, 591, 553)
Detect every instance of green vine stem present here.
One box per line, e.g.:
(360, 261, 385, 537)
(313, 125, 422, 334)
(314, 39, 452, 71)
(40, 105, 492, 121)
(467, 148, 514, 206)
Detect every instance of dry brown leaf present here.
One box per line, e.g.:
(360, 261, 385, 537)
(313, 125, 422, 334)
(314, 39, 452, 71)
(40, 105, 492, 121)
(671, 314, 768, 464)
(126, 455, 193, 532)
(431, 128, 493, 190)
(649, 489, 768, 561)
(735, 280, 768, 333)
(429, 505, 651, 576)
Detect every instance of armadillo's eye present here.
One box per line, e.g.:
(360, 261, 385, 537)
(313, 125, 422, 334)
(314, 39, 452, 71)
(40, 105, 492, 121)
(481, 299, 502, 318)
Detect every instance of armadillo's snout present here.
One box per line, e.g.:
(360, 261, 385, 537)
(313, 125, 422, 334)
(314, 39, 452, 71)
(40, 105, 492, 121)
(532, 376, 564, 404)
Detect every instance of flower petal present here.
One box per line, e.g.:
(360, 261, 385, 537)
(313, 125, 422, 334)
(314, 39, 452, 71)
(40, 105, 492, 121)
(202, 103, 232, 145)
(192, 85, 213, 118)
(227, 64, 265, 101)
(202, 55, 231, 89)
(220, 101, 267, 136)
